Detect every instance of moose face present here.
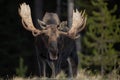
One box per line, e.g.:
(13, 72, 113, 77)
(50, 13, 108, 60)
(37, 13, 61, 60)
(42, 24, 59, 60)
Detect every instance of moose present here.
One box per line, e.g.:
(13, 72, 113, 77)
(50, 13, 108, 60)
(18, 3, 87, 78)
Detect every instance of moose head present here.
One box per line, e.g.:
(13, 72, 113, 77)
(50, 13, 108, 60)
(18, 3, 87, 60)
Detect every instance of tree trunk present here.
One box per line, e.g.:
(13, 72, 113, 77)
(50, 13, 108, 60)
(67, 0, 74, 78)
(67, 0, 73, 28)
(57, 0, 61, 17)
(34, 0, 43, 28)
(67, 0, 81, 53)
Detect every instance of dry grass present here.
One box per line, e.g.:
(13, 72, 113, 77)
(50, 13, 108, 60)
(8, 70, 120, 80)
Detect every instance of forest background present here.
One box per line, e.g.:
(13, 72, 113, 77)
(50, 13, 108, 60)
(0, 0, 119, 79)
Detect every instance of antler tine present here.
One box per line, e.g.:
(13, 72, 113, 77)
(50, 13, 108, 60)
(81, 10, 86, 17)
(78, 15, 87, 32)
(19, 3, 42, 36)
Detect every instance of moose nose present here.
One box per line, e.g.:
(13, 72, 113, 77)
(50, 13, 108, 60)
(49, 48, 58, 60)
(49, 41, 58, 60)
(49, 41, 57, 50)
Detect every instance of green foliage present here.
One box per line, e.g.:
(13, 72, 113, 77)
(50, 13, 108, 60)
(79, 0, 120, 75)
(75, 0, 95, 16)
(16, 57, 28, 77)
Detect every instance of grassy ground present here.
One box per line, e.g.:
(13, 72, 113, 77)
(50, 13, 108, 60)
(2, 70, 120, 80)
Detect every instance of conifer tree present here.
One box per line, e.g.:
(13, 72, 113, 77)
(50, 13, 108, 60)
(16, 57, 28, 77)
(81, 0, 120, 75)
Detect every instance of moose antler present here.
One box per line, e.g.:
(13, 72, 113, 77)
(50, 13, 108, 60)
(68, 9, 87, 39)
(19, 3, 87, 39)
(18, 3, 47, 36)
(59, 9, 87, 39)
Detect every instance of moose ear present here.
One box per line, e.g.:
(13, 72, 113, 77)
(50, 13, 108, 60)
(58, 21, 69, 31)
(37, 19, 46, 29)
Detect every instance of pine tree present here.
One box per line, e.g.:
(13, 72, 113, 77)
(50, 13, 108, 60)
(81, 0, 120, 75)
(16, 57, 28, 77)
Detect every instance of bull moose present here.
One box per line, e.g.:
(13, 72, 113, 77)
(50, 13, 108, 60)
(18, 3, 87, 78)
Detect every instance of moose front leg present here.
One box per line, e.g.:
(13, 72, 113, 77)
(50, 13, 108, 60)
(67, 57, 73, 78)
(47, 61, 56, 78)
(51, 62, 55, 78)
(42, 60, 46, 78)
